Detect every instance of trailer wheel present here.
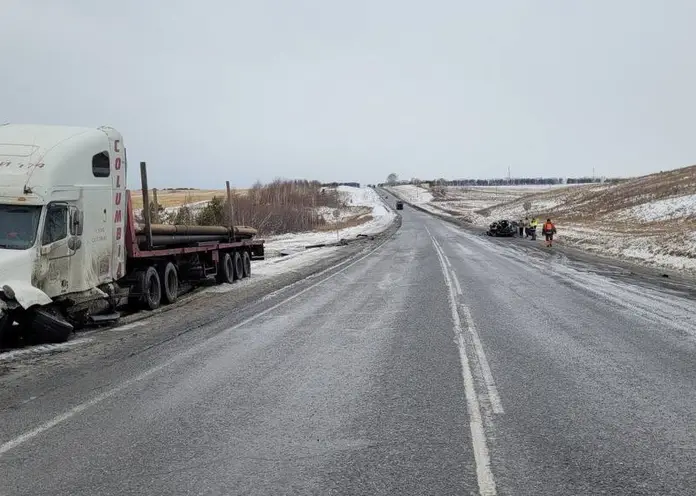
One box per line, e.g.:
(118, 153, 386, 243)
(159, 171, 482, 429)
(242, 251, 251, 278)
(233, 251, 244, 280)
(142, 266, 162, 310)
(159, 262, 179, 304)
(217, 253, 234, 284)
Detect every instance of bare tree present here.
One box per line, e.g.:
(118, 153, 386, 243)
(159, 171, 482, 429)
(386, 173, 398, 185)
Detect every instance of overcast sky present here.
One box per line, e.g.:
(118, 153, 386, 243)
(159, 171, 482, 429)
(2, 1, 695, 188)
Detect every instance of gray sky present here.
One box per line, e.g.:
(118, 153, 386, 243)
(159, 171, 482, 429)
(2, 1, 695, 188)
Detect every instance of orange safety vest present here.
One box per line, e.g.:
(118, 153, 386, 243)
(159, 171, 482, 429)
(543, 222, 555, 232)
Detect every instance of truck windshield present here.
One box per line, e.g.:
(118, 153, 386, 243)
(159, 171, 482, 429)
(0, 204, 42, 250)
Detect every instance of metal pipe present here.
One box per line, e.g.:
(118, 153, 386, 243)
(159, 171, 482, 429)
(137, 233, 256, 246)
(226, 180, 234, 242)
(152, 188, 160, 223)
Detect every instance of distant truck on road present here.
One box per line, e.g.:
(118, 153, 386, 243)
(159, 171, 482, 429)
(395, 200, 404, 210)
(0, 124, 264, 345)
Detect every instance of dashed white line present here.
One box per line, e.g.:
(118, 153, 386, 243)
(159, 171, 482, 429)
(459, 304, 504, 414)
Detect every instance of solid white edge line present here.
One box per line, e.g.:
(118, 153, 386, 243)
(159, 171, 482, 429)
(460, 304, 504, 415)
(427, 227, 497, 496)
(434, 235, 503, 414)
(0, 238, 390, 457)
(451, 270, 463, 296)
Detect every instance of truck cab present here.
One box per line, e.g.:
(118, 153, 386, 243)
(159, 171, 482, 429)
(0, 124, 126, 342)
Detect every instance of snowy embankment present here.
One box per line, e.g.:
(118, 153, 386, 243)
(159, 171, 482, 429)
(260, 186, 395, 258)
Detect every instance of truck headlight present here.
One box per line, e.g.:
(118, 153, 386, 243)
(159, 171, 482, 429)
(2, 285, 15, 300)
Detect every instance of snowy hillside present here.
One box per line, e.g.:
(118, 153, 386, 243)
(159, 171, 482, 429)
(388, 166, 696, 274)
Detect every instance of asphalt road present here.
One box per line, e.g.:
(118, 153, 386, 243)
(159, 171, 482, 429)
(2, 203, 696, 495)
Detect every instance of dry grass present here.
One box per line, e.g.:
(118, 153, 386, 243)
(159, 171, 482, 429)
(131, 189, 249, 210)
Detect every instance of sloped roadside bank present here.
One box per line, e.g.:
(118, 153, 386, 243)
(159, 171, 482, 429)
(382, 187, 696, 298)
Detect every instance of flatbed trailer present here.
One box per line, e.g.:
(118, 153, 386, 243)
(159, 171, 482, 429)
(119, 163, 265, 313)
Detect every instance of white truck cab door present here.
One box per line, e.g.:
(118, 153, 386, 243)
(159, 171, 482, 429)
(38, 203, 81, 296)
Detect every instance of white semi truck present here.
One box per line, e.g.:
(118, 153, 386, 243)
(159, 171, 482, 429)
(0, 124, 264, 345)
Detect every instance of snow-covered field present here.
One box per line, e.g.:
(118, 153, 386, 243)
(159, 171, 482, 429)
(615, 194, 696, 222)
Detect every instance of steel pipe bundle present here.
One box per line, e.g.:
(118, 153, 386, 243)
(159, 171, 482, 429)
(135, 224, 258, 247)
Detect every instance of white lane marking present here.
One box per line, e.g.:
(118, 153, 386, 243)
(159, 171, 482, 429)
(441, 246, 503, 415)
(427, 227, 497, 496)
(0, 359, 172, 456)
(451, 270, 463, 296)
(459, 304, 504, 414)
(0, 239, 390, 457)
(0, 338, 94, 363)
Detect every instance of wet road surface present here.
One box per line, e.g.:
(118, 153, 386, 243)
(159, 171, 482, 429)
(1, 203, 696, 495)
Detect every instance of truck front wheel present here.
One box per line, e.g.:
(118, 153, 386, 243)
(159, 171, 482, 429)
(24, 307, 73, 344)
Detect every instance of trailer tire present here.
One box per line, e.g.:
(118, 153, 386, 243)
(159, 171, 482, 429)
(142, 266, 162, 310)
(159, 262, 179, 304)
(233, 251, 244, 280)
(217, 253, 234, 284)
(242, 251, 251, 278)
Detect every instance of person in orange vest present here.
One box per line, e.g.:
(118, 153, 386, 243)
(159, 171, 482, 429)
(542, 218, 557, 247)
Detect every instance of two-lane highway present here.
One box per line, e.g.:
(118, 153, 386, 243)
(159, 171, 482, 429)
(2, 203, 696, 495)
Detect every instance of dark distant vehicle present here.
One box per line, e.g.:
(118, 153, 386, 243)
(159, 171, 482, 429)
(487, 219, 517, 237)
(396, 201, 404, 210)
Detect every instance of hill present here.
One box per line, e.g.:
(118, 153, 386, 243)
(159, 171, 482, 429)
(390, 165, 696, 274)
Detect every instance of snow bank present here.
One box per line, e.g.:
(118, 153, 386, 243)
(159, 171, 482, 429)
(264, 186, 395, 255)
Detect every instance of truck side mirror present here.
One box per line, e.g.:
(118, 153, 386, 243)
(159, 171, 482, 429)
(71, 209, 84, 236)
(68, 237, 82, 251)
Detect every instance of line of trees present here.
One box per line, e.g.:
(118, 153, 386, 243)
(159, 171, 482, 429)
(321, 182, 360, 188)
(379, 176, 625, 187)
(146, 179, 346, 235)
